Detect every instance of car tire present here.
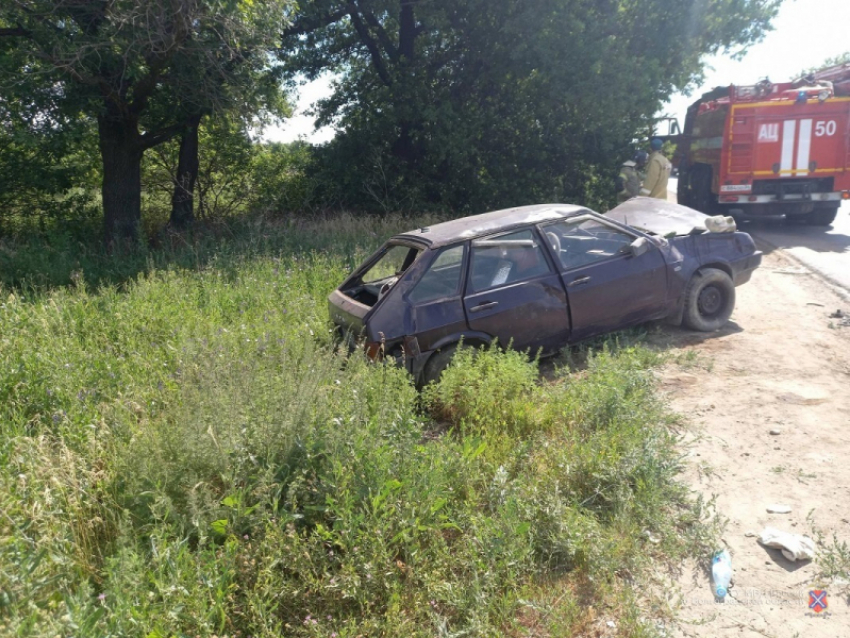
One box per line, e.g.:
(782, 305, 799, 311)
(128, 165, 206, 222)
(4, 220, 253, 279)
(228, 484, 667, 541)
(421, 344, 459, 387)
(682, 268, 736, 332)
(807, 203, 839, 227)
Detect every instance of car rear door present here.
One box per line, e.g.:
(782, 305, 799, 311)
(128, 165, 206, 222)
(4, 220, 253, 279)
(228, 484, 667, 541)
(539, 216, 668, 342)
(462, 227, 570, 355)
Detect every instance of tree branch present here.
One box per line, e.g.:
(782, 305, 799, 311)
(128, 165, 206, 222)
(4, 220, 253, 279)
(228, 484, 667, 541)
(282, 6, 348, 38)
(139, 122, 185, 150)
(0, 26, 29, 37)
(360, 9, 399, 64)
(346, 3, 393, 86)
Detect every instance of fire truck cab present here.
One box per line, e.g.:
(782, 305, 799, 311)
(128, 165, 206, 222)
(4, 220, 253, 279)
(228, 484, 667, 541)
(675, 63, 850, 226)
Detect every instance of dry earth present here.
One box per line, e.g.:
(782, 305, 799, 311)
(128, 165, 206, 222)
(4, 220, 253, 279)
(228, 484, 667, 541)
(645, 244, 850, 638)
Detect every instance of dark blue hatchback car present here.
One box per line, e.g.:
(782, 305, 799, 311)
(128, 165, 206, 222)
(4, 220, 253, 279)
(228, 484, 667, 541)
(329, 198, 762, 385)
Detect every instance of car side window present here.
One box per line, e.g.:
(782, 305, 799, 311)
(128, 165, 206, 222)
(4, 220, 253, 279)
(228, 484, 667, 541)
(409, 244, 465, 303)
(469, 229, 551, 292)
(542, 217, 636, 270)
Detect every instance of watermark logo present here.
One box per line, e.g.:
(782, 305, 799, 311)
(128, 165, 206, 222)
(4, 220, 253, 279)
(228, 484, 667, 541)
(808, 589, 828, 614)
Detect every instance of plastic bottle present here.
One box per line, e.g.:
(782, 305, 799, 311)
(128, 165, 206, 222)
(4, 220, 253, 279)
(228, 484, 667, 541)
(711, 549, 733, 599)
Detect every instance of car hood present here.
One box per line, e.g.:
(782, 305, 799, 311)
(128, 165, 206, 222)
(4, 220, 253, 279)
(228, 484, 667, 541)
(607, 197, 711, 237)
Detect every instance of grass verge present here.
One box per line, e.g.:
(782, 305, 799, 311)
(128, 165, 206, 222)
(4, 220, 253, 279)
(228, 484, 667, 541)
(0, 215, 716, 637)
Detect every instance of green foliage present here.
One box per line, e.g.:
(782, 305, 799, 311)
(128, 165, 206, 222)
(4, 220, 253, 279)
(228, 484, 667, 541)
(0, 0, 294, 241)
(423, 345, 542, 438)
(143, 117, 260, 226)
(1, 0, 782, 233)
(0, 215, 717, 636)
(249, 141, 329, 214)
(283, 0, 781, 214)
(0, 90, 100, 235)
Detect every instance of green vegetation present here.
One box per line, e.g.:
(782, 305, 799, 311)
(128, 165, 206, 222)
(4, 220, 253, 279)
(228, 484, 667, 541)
(0, 217, 716, 637)
(2, 1, 781, 242)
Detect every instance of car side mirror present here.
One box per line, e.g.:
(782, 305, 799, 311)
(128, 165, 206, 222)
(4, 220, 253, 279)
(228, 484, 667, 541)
(629, 237, 650, 257)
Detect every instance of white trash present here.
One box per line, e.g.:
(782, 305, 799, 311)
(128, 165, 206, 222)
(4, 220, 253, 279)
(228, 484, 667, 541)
(705, 215, 737, 233)
(758, 527, 816, 562)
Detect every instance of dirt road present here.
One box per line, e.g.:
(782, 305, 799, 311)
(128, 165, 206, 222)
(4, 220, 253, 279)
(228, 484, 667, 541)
(647, 240, 850, 638)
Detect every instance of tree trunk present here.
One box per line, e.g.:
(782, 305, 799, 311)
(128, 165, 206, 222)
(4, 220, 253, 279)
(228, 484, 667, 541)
(398, 0, 416, 61)
(392, 0, 418, 163)
(98, 114, 142, 247)
(170, 114, 202, 229)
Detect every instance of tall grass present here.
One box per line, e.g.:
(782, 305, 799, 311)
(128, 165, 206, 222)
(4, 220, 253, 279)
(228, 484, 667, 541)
(0, 214, 715, 637)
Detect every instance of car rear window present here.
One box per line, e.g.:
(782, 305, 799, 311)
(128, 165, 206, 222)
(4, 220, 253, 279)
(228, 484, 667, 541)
(361, 244, 421, 283)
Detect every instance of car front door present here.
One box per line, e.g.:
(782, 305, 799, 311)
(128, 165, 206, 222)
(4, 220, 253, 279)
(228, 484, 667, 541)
(463, 228, 570, 355)
(540, 216, 668, 342)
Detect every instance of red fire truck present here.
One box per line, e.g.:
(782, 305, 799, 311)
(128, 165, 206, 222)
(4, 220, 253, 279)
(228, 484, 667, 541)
(675, 63, 850, 225)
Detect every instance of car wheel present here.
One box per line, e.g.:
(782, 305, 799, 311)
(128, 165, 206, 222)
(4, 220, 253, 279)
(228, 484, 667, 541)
(807, 203, 839, 227)
(682, 268, 736, 331)
(421, 344, 459, 387)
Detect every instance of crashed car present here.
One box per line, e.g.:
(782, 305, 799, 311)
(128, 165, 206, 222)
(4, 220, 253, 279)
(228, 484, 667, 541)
(328, 197, 762, 385)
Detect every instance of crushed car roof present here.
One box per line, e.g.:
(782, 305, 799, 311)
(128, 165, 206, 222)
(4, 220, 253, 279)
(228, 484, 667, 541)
(606, 197, 710, 236)
(395, 203, 590, 247)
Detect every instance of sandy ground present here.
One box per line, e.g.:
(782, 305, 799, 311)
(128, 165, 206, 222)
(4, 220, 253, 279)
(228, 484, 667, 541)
(644, 243, 850, 638)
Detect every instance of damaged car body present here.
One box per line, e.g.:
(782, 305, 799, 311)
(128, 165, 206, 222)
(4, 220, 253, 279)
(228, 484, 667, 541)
(328, 198, 762, 385)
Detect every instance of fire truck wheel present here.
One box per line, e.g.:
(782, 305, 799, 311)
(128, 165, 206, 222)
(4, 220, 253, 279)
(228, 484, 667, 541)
(807, 204, 839, 227)
(683, 268, 736, 332)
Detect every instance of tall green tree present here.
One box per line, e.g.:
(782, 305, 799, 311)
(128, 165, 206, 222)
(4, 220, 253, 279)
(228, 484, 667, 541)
(281, 0, 782, 212)
(0, 0, 290, 244)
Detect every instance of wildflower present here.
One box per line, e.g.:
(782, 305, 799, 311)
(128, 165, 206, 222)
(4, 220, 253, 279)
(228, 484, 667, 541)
(98, 593, 106, 603)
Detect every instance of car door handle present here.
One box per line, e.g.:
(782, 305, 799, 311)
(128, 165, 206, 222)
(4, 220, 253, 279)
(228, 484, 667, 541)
(568, 276, 591, 287)
(470, 301, 499, 313)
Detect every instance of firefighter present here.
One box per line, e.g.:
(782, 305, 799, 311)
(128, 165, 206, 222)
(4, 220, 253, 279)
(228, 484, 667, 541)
(640, 138, 672, 200)
(616, 151, 647, 202)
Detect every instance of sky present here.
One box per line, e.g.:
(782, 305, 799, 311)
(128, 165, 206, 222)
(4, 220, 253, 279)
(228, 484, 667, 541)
(262, 0, 850, 144)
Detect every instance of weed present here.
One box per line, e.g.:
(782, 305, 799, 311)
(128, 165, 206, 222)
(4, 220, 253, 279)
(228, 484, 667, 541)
(809, 514, 850, 584)
(0, 216, 715, 637)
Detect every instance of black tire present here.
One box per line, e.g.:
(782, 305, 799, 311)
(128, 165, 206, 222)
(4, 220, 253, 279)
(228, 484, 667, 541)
(807, 203, 839, 227)
(421, 344, 459, 387)
(682, 268, 736, 332)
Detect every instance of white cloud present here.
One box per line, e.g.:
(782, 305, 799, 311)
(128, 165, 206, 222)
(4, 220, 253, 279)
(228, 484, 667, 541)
(259, 73, 336, 144)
